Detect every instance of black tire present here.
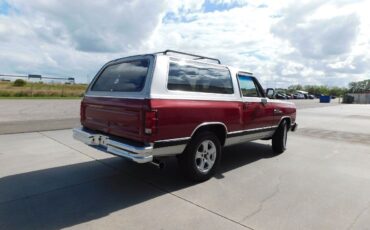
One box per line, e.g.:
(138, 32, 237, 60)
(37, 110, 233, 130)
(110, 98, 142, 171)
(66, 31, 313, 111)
(178, 131, 221, 182)
(272, 120, 288, 154)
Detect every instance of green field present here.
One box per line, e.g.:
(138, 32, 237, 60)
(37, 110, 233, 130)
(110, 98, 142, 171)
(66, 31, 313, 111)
(0, 81, 87, 98)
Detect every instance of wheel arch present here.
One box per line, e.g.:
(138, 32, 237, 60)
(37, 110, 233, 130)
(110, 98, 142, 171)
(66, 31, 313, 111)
(278, 116, 292, 129)
(190, 122, 228, 146)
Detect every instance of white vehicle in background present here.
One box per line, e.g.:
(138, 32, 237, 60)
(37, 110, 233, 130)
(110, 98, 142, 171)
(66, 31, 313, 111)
(294, 93, 305, 99)
(296, 90, 308, 99)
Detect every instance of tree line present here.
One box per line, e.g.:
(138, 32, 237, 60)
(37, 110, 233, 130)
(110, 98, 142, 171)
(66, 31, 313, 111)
(283, 79, 370, 96)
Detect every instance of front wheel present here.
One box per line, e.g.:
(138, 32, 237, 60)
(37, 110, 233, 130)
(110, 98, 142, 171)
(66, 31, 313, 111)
(178, 132, 221, 182)
(272, 120, 288, 154)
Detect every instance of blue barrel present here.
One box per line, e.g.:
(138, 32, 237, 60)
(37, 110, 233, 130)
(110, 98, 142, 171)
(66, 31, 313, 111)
(320, 95, 331, 103)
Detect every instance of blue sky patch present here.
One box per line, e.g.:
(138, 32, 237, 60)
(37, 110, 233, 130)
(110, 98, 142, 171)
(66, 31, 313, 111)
(163, 11, 198, 23)
(0, 0, 10, 15)
(240, 50, 269, 61)
(163, 0, 245, 23)
(0, 0, 18, 15)
(203, 0, 244, 13)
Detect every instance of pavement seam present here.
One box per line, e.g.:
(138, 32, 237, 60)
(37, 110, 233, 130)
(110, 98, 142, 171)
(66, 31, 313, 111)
(39, 131, 255, 230)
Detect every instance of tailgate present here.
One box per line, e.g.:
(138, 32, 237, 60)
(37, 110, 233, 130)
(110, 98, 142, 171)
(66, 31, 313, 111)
(81, 97, 147, 142)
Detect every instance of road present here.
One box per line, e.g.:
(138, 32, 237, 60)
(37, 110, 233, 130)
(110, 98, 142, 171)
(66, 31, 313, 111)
(1, 100, 370, 229)
(0, 99, 80, 134)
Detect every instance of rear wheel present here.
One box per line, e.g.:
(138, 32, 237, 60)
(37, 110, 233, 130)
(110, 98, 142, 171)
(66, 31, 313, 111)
(178, 132, 221, 182)
(272, 120, 288, 154)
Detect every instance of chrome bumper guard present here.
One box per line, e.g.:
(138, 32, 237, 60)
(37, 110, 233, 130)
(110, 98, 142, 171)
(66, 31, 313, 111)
(73, 127, 153, 163)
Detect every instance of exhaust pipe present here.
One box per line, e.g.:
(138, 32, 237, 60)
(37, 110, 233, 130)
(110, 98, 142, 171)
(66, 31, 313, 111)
(150, 159, 165, 170)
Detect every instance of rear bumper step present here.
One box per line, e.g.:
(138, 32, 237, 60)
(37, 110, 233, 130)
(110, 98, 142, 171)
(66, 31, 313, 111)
(73, 127, 153, 163)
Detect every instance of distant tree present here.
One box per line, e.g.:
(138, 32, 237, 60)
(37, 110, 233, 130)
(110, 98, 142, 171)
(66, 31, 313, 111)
(348, 80, 370, 93)
(329, 87, 346, 96)
(13, 79, 27, 87)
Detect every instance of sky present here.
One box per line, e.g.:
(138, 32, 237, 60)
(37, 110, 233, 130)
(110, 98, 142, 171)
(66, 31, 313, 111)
(0, 0, 369, 87)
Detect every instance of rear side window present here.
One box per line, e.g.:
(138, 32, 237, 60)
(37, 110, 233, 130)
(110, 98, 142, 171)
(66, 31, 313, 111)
(91, 59, 149, 92)
(167, 61, 233, 94)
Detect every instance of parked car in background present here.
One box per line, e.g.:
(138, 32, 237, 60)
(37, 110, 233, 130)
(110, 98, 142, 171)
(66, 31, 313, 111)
(294, 93, 305, 99)
(286, 93, 294, 99)
(73, 50, 297, 181)
(276, 92, 287, 99)
(308, 94, 315, 99)
(296, 90, 308, 99)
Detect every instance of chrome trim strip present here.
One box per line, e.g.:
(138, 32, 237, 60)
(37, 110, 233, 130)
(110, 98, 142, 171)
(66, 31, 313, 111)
(149, 95, 243, 102)
(153, 137, 190, 148)
(227, 126, 277, 135)
(155, 136, 191, 143)
(224, 130, 274, 146)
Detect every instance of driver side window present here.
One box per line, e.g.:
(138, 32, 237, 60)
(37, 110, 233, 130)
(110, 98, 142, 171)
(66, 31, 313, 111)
(238, 75, 261, 97)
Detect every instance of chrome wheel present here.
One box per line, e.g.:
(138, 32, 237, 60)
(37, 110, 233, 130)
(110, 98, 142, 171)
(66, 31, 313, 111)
(195, 140, 217, 173)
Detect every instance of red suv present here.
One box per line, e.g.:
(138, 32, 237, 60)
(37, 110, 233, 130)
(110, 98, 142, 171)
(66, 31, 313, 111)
(73, 50, 297, 181)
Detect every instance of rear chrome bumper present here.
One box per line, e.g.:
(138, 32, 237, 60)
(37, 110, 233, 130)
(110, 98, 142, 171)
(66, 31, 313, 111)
(73, 127, 153, 163)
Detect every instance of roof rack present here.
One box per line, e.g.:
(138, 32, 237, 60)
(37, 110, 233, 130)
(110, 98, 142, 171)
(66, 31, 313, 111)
(157, 50, 221, 64)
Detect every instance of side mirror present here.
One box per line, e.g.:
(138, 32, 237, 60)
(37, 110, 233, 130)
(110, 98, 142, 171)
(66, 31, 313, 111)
(266, 88, 275, 99)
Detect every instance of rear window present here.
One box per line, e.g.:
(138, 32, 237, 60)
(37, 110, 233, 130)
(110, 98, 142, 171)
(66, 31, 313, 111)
(91, 59, 149, 92)
(168, 61, 233, 94)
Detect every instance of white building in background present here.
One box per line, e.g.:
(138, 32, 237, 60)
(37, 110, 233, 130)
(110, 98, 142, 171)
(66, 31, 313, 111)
(0, 74, 75, 84)
(347, 93, 370, 104)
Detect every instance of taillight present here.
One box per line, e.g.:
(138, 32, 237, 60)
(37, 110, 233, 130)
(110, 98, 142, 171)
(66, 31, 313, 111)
(144, 111, 157, 135)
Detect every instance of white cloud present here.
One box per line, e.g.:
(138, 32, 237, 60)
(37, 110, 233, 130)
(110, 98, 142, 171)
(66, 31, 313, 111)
(0, 0, 369, 87)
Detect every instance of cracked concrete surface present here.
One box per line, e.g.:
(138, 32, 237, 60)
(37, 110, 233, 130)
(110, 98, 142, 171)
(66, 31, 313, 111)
(347, 202, 370, 230)
(241, 174, 282, 222)
(0, 103, 370, 229)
